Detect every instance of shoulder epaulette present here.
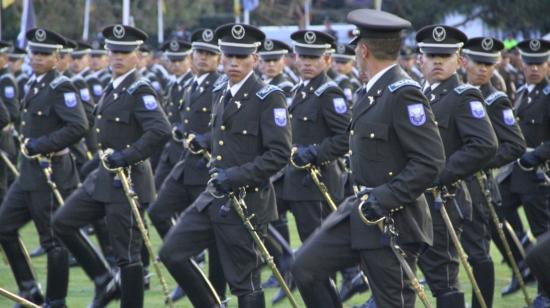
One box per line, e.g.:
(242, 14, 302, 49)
(182, 77, 194, 88)
(314, 81, 338, 96)
(454, 83, 477, 95)
(388, 79, 421, 92)
(256, 84, 283, 100)
(84, 75, 98, 82)
(71, 75, 85, 83)
(100, 74, 111, 83)
(516, 84, 526, 93)
(334, 74, 349, 84)
(16, 74, 28, 82)
(128, 79, 153, 95)
(485, 91, 508, 105)
(277, 80, 294, 90)
(543, 84, 550, 96)
(50, 75, 71, 89)
(212, 75, 228, 92)
(0, 73, 14, 82)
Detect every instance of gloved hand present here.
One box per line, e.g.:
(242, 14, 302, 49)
(433, 170, 454, 189)
(105, 151, 128, 169)
(25, 138, 41, 156)
(359, 195, 386, 222)
(209, 168, 232, 194)
(172, 124, 184, 141)
(518, 151, 542, 169)
(292, 145, 318, 167)
(189, 133, 209, 152)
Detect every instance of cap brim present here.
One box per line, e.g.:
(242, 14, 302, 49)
(105, 42, 139, 52)
(260, 54, 284, 61)
(419, 46, 459, 55)
(193, 46, 220, 54)
(521, 54, 549, 64)
(220, 45, 256, 56)
(28, 46, 57, 54)
(293, 45, 326, 57)
(466, 54, 499, 64)
(167, 55, 186, 62)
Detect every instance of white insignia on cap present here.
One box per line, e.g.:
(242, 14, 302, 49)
(304, 31, 316, 44)
(35, 29, 46, 42)
(202, 29, 214, 42)
(481, 38, 493, 51)
(113, 25, 125, 39)
(432, 26, 446, 42)
(337, 45, 346, 54)
(231, 25, 245, 40)
(170, 40, 179, 51)
(264, 39, 274, 51)
(530, 39, 541, 51)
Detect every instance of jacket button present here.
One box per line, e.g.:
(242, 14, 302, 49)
(370, 133, 375, 138)
(37, 111, 42, 116)
(96, 128, 100, 133)
(289, 114, 293, 119)
(97, 114, 102, 119)
(21, 121, 26, 126)
(216, 155, 222, 161)
(350, 130, 354, 135)
(168, 112, 173, 116)
(531, 119, 535, 124)
(388, 171, 393, 176)
(184, 119, 189, 124)
(254, 187, 259, 192)
(126, 144, 130, 148)
(303, 117, 308, 121)
(23, 109, 27, 113)
(348, 150, 352, 155)
(202, 107, 207, 112)
(219, 140, 224, 146)
(169, 103, 174, 107)
(179, 99, 183, 103)
(98, 142, 102, 147)
(186, 107, 191, 111)
(434, 121, 438, 125)
(115, 117, 120, 122)
(221, 125, 226, 131)
(242, 130, 247, 135)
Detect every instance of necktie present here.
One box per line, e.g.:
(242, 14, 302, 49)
(222, 90, 232, 108)
(191, 81, 199, 94)
(423, 86, 432, 98)
(513, 87, 529, 110)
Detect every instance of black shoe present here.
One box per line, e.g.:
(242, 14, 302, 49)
(262, 275, 279, 289)
(502, 268, 535, 296)
(30, 246, 46, 258)
(339, 272, 369, 302)
(239, 291, 265, 308)
(272, 273, 295, 305)
(168, 285, 186, 304)
(41, 299, 66, 308)
(88, 273, 120, 308)
(531, 294, 550, 308)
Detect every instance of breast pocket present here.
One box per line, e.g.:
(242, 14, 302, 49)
(355, 121, 390, 161)
(230, 119, 259, 155)
(103, 111, 132, 144)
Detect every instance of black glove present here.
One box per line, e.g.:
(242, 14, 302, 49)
(209, 168, 232, 194)
(25, 138, 41, 156)
(189, 133, 209, 152)
(292, 145, 318, 167)
(518, 151, 542, 169)
(360, 195, 386, 222)
(434, 169, 454, 189)
(105, 151, 128, 169)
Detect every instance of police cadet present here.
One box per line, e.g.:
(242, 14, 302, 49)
(526, 230, 550, 307)
(332, 44, 362, 100)
(498, 38, 550, 297)
(149, 29, 226, 303)
(398, 46, 423, 83)
(258, 39, 294, 96)
(415, 25, 498, 307)
(0, 28, 89, 308)
(159, 23, 291, 308)
(461, 36, 527, 308)
(154, 38, 193, 188)
(291, 9, 445, 308)
(56, 39, 75, 78)
(7, 46, 28, 101)
(89, 40, 112, 89)
(138, 44, 163, 96)
(52, 24, 171, 308)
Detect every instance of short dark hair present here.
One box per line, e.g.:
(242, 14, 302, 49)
(359, 37, 402, 60)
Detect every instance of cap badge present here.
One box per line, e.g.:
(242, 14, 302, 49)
(432, 26, 446, 42)
(169, 40, 179, 51)
(35, 29, 46, 42)
(231, 25, 245, 40)
(530, 39, 541, 51)
(337, 45, 346, 54)
(113, 25, 125, 39)
(202, 29, 214, 42)
(481, 38, 493, 51)
(304, 31, 316, 44)
(264, 39, 274, 51)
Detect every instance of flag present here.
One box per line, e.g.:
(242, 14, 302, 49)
(242, 0, 259, 11)
(233, 0, 240, 17)
(17, 0, 36, 48)
(2, 0, 15, 9)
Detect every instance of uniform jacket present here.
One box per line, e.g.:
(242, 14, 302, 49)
(282, 72, 350, 202)
(14, 70, 29, 101)
(325, 65, 445, 249)
(193, 73, 292, 224)
(18, 69, 89, 191)
(0, 68, 19, 156)
(83, 71, 171, 203)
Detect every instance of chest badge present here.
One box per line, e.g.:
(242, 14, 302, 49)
(368, 96, 374, 105)
(234, 101, 241, 109)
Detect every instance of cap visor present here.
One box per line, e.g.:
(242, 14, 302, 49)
(294, 45, 326, 57)
(521, 55, 549, 64)
(106, 43, 139, 52)
(420, 46, 459, 55)
(220, 45, 256, 56)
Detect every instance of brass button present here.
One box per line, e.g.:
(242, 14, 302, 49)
(184, 119, 189, 124)
(115, 117, 120, 122)
(97, 114, 102, 119)
(221, 125, 226, 131)
(434, 121, 438, 125)
(202, 107, 207, 112)
(37, 111, 42, 116)
(218, 140, 224, 146)
(242, 130, 247, 135)
(96, 128, 100, 133)
(370, 133, 375, 138)
(186, 107, 191, 111)
(216, 155, 222, 161)
(303, 117, 308, 121)
(388, 171, 393, 176)
(98, 142, 102, 147)
(350, 130, 354, 135)
(179, 99, 183, 103)
(289, 114, 293, 119)
(23, 109, 27, 113)
(168, 112, 173, 116)
(21, 121, 26, 126)
(254, 187, 259, 192)
(348, 150, 352, 155)
(126, 144, 131, 148)
(531, 119, 535, 124)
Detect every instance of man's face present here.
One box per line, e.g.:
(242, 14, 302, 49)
(464, 58, 495, 86)
(398, 57, 415, 70)
(333, 59, 354, 75)
(56, 54, 71, 72)
(222, 53, 256, 85)
(169, 56, 190, 76)
(8, 58, 24, 73)
(419, 52, 461, 83)
(259, 56, 285, 78)
(522, 61, 549, 84)
(90, 55, 108, 71)
(296, 54, 328, 80)
(30, 51, 58, 74)
(192, 50, 220, 75)
(0, 53, 7, 67)
(109, 50, 138, 77)
(70, 55, 89, 74)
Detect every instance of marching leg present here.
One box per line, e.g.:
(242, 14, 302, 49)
(238, 290, 266, 308)
(44, 246, 69, 308)
(120, 263, 144, 308)
(471, 260, 494, 308)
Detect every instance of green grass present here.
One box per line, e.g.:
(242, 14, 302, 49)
(0, 211, 536, 307)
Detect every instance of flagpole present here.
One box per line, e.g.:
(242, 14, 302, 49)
(122, 0, 130, 25)
(157, 0, 164, 43)
(82, 0, 91, 40)
(304, 0, 310, 29)
(17, 0, 29, 48)
(243, 9, 249, 25)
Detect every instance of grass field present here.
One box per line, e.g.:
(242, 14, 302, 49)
(0, 211, 536, 307)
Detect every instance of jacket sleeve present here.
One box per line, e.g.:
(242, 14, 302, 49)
(315, 90, 351, 165)
(0, 77, 20, 126)
(0, 98, 10, 130)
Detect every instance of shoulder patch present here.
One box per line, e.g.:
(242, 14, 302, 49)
(4, 86, 15, 99)
(273, 108, 287, 127)
(213, 75, 228, 92)
(152, 80, 161, 92)
(50, 75, 71, 90)
(388, 79, 421, 92)
(314, 81, 338, 96)
(64, 92, 78, 108)
(454, 84, 477, 95)
(92, 84, 103, 96)
(543, 85, 550, 96)
(333, 97, 348, 114)
(79, 88, 91, 102)
(128, 79, 153, 95)
(257, 84, 283, 100)
(485, 91, 508, 105)
(142, 95, 158, 110)
(469, 101, 486, 118)
(407, 103, 426, 126)
(502, 108, 516, 126)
